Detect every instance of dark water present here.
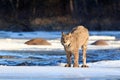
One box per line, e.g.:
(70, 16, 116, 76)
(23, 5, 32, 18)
(0, 49, 120, 66)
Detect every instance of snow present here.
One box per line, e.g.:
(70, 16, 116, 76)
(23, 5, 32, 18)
(0, 60, 120, 79)
(89, 36, 115, 40)
(0, 31, 120, 79)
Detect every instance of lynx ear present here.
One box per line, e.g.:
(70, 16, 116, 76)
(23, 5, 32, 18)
(68, 33, 71, 36)
(62, 32, 65, 36)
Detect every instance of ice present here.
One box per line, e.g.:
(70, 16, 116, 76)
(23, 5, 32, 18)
(0, 60, 120, 79)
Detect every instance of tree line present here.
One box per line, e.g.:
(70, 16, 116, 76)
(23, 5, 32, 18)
(0, 0, 119, 31)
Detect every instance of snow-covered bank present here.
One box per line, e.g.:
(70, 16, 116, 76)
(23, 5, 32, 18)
(0, 60, 120, 79)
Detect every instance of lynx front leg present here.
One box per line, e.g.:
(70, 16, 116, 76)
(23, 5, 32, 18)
(81, 45, 88, 68)
(73, 51, 79, 67)
(65, 51, 72, 67)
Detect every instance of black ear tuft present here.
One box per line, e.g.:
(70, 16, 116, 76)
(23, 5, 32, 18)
(62, 32, 65, 35)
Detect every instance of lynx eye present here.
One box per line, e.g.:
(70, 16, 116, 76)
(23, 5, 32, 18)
(62, 38, 65, 40)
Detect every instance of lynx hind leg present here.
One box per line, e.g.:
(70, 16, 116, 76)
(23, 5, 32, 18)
(81, 44, 89, 68)
(65, 52, 72, 67)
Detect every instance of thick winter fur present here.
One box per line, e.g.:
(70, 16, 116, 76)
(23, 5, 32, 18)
(61, 25, 89, 67)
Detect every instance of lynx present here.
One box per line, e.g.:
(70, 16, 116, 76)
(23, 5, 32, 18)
(61, 25, 89, 67)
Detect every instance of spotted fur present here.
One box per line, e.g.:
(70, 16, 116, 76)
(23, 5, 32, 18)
(61, 25, 89, 67)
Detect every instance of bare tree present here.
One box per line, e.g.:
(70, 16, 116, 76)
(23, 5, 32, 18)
(32, 0, 36, 19)
(70, 0, 74, 15)
(9, 0, 19, 19)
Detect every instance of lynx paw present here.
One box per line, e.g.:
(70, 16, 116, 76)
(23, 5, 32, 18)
(81, 64, 89, 68)
(65, 64, 71, 67)
(73, 64, 79, 67)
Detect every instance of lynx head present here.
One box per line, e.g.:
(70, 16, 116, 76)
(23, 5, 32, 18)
(61, 32, 72, 46)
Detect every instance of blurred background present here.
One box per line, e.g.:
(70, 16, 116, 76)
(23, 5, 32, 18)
(0, 0, 119, 31)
